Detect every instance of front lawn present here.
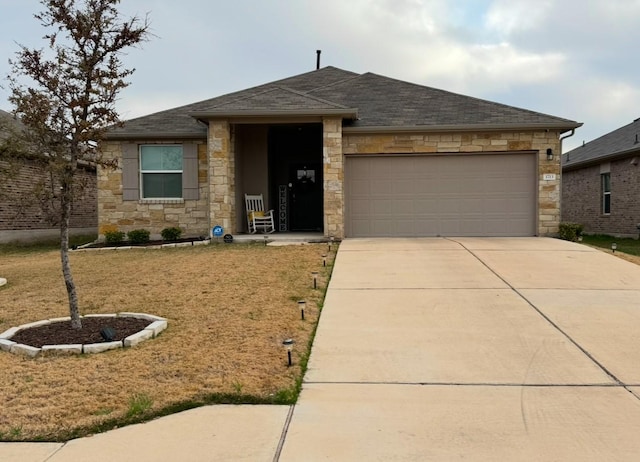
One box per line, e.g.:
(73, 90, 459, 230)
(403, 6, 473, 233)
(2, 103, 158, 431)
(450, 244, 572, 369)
(580, 234, 640, 257)
(0, 242, 333, 441)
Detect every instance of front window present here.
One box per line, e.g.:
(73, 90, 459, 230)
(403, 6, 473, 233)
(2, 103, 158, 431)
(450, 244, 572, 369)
(140, 145, 183, 199)
(601, 173, 611, 215)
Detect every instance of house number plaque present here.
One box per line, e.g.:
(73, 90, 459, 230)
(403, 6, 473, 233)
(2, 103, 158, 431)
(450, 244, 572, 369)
(279, 185, 288, 231)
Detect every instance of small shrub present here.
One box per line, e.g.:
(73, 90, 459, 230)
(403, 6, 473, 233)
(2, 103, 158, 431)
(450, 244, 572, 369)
(104, 230, 125, 244)
(558, 222, 584, 242)
(160, 227, 182, 241)
(127, 229, 151, 244)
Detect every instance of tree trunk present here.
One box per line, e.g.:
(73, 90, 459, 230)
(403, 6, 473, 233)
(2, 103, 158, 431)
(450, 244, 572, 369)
(60, 185, 82, 329)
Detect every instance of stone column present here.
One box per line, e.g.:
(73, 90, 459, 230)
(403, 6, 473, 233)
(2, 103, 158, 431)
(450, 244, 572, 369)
(533, 131, 562, 235)
(323, 117, 344, 238)
(208, 120, 236, 234)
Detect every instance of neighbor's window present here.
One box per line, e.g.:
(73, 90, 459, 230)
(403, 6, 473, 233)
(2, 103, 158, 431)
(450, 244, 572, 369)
(140, 145, 183, 199)
(601, 172, 611, 215)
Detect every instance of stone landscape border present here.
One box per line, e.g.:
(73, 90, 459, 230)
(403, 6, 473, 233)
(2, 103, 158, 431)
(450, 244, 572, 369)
(72, 239, 210, 252)
(0, 312, 167, 358)
(0, 277, 6, 287)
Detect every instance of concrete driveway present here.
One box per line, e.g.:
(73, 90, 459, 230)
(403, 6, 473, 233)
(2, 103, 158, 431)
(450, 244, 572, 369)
(279, 237, 640, 461)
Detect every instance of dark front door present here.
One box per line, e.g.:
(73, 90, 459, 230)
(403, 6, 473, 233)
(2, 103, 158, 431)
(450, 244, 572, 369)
(289, 163, 323, 231)
(268, 124, 324, 232)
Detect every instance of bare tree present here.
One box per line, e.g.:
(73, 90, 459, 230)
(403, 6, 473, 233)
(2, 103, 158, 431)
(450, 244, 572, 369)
(3, 0, 149, 328)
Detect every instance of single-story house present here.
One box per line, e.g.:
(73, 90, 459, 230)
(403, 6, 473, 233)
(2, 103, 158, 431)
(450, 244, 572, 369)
(100, 66, 581, 239)
(0, 109, 97, 243)
(562, 118, 640, 237)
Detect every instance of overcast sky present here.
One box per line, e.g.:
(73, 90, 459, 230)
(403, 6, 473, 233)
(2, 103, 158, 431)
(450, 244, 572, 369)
(1, 0, 639, 152)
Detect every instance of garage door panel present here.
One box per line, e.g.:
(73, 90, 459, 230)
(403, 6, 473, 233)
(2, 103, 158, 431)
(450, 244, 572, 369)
(346, 154, 536, 237)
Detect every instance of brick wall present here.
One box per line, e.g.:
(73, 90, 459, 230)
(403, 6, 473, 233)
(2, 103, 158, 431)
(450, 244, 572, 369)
(562, 157, 640, 237)
(0, 159, 97, 231)
(98, 140, 210, 239)
(343, 130, 562, 235)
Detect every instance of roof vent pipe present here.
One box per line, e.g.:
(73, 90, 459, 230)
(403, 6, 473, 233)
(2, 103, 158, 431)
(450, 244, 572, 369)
(316, 50, 321, 70)
(635, 134, 639, 144)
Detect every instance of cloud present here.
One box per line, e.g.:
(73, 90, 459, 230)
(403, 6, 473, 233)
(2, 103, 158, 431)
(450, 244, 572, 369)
(484, 0, 554, 36)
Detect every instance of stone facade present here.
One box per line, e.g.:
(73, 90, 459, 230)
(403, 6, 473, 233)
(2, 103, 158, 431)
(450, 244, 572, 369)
(562, 157, 640, 237)
(0, 158, 97, 242)
(97, 140, 210, 239)
(343, 130, 562, 236)
(208, 121, 235, 233)
(323, 117, 344, 238)
(97, 127, 563, 239)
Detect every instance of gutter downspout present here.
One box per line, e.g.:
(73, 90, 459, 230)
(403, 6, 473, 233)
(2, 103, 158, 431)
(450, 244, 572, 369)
(557, 129, 576, 231)
(560, 129, 576, 161)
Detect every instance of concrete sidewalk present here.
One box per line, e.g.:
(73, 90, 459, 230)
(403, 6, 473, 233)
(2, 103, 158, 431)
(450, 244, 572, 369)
(4, 237, 640, 461)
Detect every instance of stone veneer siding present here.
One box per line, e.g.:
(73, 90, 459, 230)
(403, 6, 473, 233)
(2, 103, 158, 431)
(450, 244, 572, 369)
(562, 157, 640, 237)
(97, 140, 210, 238)
(341, 130, 562, 236)
(323, 117, 344, 238)
(208, 121, 236, 233)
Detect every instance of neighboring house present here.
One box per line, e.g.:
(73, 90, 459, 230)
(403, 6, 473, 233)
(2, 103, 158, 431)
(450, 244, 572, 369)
(100, 66, 580, 239)
(562, 118, 640, 237)
(0, 109, 97, 243)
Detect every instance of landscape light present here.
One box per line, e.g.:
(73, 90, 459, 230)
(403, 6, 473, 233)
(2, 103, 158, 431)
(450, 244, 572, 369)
(100, 326, 116, 342)
(282, 339, 294, 367)
(312, 272, 318, 289)
(298, 300, 306, 320)
(612, 243, 617, 253)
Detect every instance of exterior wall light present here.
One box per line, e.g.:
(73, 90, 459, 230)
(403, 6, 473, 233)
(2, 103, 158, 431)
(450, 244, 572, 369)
(546, 148, 554, 161)
(612, 242, 617, 253)
(283, 338, 294, 367)
(298, 300, 306, 320)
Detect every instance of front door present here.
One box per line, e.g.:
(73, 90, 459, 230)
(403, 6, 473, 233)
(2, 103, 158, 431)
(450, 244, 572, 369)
(289, 163, 323, 231)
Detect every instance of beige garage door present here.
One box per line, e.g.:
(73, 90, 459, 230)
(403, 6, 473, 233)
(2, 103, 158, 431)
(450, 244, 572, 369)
(345, 153, 537, 237)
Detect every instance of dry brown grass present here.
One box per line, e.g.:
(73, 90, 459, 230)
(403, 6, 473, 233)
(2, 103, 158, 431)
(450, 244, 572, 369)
(0, 242, 333, 441)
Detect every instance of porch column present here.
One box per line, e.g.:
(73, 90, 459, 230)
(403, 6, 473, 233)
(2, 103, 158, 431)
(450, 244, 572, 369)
(323, 117, 344, 238)
(208, 120, 236, 234)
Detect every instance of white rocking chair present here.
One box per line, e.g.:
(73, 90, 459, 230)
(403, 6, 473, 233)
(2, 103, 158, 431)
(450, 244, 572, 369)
(245, 194, 275, 234)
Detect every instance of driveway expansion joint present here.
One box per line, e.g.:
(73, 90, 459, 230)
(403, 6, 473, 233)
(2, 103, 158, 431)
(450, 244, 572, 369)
(447, 238, 627, 389)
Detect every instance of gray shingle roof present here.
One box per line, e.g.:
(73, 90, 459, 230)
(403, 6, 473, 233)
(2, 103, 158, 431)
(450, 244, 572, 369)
(107, 66, 580, 139)
(562, 118, 640, 170)
(311, 72, 579, 131)
(189, 87, 357, 118)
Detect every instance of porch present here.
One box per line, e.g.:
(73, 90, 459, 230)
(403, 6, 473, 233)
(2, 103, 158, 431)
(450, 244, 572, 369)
(207, 117, 344, 239)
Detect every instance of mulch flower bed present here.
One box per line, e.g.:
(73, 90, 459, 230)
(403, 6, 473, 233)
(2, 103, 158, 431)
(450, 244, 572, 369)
(79, 237, 208, 249)
(9, 317, 151, 348)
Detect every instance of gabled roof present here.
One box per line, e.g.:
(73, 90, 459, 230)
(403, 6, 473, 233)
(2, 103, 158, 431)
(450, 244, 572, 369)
(189, 87, 357, 119)
(562, 118, 640, 170)
(107, 66, 580, 139)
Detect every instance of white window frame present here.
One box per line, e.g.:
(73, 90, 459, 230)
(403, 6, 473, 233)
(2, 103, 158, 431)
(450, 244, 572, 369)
(601, 172, 611, 215)
(139, 145, 183, 200)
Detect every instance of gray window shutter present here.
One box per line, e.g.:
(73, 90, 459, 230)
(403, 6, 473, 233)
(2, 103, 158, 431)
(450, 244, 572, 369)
(121, 143, 139, 201)
(182, 143, 199, 200)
